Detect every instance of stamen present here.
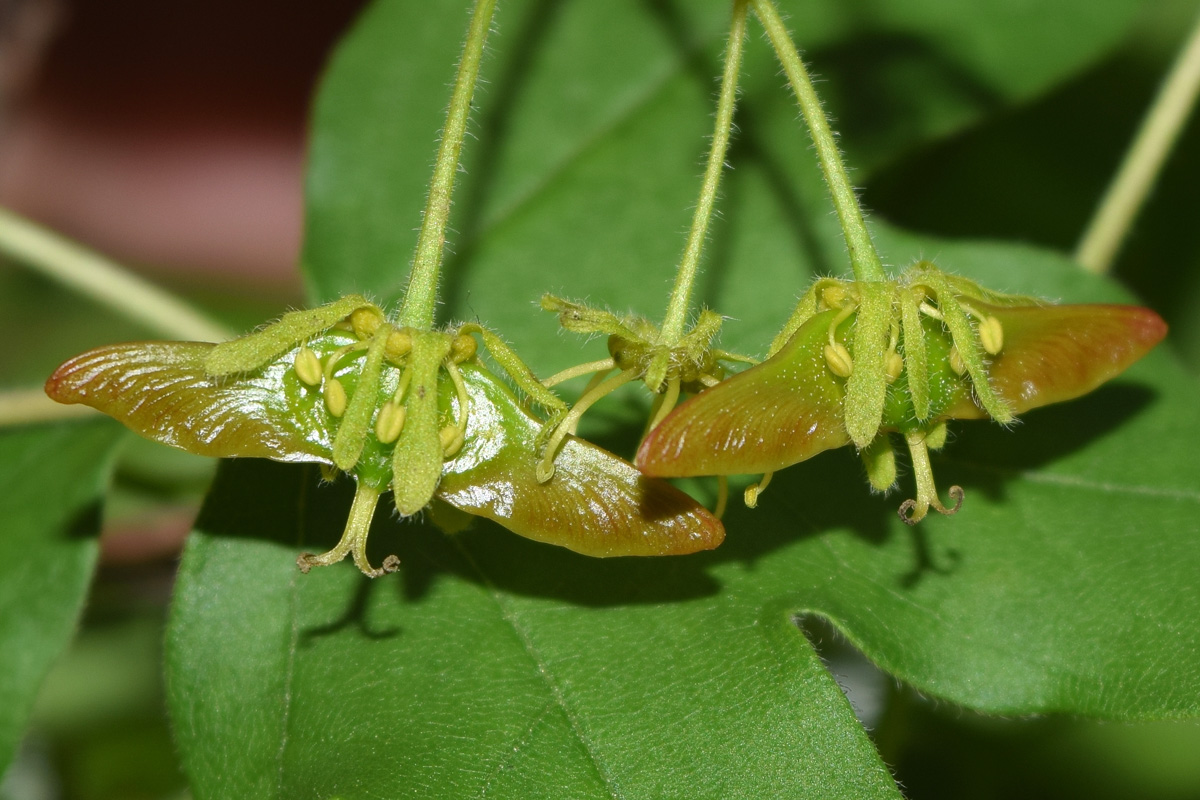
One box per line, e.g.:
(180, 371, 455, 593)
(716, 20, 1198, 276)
(392, 367, 414, 404)
(542, 357, 616, 389)
(449, 332, 477, 364)
(386, 328, 413, 362)
(442, 358, 471, 459)
(977, 315, 1004, 355)
(349, 307, 385, 340)
(956, 303, 1004, 356)
(744, 471, 774, 508)
(714, 475, 729, 519)
(375, 401, 407, 444)
(537, 368, 639, 483)
(885, 351, 903, 383)
(322, 340, 370, 383)
(918, 301, 944, 320)
(820, 283, 850, 310)
(823, 302, 857, 378)
(293, 346, 323, 386)
(948, 346, 966, 376)
(324, 379, 348, 417)
(824, 343, 854, 378)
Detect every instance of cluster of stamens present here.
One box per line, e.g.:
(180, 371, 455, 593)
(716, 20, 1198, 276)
(788, 266, 1012, 524)
(288, 309, 476, 465)
(535, 296, 754, 504)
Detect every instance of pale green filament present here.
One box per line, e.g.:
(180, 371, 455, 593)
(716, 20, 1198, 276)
(542, 358, 618, 389)
(537, 369, 640, 483)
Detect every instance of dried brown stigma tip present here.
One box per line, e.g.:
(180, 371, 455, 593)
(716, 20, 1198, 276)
(324, 379, 348, 417)
(293, 347, 323, 386)
(898, 499, 921, 526)
(944, 485, 965, 514)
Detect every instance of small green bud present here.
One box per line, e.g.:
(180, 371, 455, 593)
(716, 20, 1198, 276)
(293, 347, 323, 386)
(349, 307, 385, 339)
(450, 333, 477, 364)
(821, 284, 850, 310)
(386, 328, 413, 361)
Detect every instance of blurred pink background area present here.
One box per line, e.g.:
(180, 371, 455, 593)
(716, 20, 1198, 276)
(0, 0, 365, 289)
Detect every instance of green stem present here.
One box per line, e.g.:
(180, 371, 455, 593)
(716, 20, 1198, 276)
(751, 0, 886, 283)
(0, 207, 231, 342)
(661, 0, 748, 343)
(397, 0, 498, 330)
(1075, 8, 1200, 275)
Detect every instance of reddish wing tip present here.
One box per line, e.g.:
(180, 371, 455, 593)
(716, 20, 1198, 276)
(950, 303, 1169, 419)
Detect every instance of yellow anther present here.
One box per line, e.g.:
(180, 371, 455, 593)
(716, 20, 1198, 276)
(349, 307, 384, 340)
(885, 351, 904, 383)
(450, 333, 477, 364)
(948, 346, 966, 376)
(978, 315, 1004, 355)
(385, 329, 413, 361)
(440, 425, 464, 458)
(744, 471, 774, 509)
(293, 347, 323, 386)
(924, 421, 948, 451)
(375, 401, 407, 444)
(821, 284, 849, 310)
(324, 379, 348, 417)
(919, 301, 944, 321)
(824, 343, 854, 378)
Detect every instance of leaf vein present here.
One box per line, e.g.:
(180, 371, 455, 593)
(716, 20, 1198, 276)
(453, 540, 624, 800)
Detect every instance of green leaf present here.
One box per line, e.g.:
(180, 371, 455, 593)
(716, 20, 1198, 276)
(168, 461, 897, 798)
(0, 421, 123, 773)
